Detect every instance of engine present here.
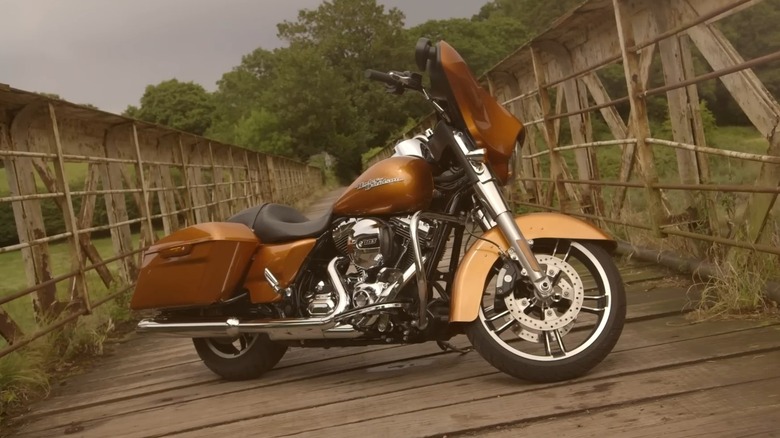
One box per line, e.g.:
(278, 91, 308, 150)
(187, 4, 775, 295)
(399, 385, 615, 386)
(304, 215, 432, 324)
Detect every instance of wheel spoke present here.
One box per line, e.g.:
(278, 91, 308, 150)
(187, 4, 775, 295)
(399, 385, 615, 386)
(553, 329, 567, 356)
(487, 309, 511, 322)
(581, 305, 605, 315)
(494, 318, 516, 335)
(543, 330, 553, 356)
(542, 330, 567, 358)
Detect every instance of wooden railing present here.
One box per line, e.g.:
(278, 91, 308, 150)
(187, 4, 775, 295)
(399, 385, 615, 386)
(0, 88, 323, 357)
(367, 0, 780, 260)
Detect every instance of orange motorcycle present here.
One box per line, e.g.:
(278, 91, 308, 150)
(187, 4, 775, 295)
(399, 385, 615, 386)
(131, 39, 626, 382)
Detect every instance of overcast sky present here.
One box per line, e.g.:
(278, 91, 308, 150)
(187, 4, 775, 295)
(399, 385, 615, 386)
(0, 0, 483, 113)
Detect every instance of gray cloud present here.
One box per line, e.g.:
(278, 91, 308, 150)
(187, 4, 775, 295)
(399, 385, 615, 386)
(0, 0, 483, 113)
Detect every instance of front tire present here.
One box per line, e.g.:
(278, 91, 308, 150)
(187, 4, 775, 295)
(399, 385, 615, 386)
(193, 334, 287, 381)
(465, 240, 625, 382)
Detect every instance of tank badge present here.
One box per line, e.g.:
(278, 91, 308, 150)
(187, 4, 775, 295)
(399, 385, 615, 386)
(357, 177, 403, 191)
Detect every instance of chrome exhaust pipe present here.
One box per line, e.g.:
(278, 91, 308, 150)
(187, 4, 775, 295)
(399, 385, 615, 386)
(137, 257, 362, 340)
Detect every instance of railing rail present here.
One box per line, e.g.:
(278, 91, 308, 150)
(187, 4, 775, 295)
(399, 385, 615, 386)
(0, 88, 323, 357)
(367, 0, 780, 262)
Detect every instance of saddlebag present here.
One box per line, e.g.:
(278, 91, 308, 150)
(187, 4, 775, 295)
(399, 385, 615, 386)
(131, 223, 259, 310)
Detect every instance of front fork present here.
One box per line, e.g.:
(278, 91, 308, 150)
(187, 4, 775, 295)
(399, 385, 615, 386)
(452, 133, 553, 296)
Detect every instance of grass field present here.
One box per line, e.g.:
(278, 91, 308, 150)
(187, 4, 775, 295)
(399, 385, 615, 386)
(0, 162, 90, 195)
(0, 233, 143, 351)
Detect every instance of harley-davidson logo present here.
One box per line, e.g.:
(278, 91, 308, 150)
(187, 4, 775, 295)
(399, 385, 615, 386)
(357, 177, 403, 191)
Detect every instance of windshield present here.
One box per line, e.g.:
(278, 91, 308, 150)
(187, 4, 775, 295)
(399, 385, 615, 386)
(433, 41, 525, 184)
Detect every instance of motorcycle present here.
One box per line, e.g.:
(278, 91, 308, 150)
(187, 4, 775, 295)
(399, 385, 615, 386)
(130, 38, 626, 383)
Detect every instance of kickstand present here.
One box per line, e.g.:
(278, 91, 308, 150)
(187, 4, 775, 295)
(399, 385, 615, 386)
(436, 340, 472, 355)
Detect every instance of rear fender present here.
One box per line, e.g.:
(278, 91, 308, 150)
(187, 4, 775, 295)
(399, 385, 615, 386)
(450, 213, 615, 322)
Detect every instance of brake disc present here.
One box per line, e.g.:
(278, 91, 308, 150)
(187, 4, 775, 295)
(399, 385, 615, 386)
(502, 255, 585, 339)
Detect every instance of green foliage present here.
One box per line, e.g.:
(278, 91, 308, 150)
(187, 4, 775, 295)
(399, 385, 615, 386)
(475, 0, 581, 33)
(408, 16, 529, 75)
(233, 108, 293, 156)
(201, 0, 547, 181)
(127, 79, 215, 135)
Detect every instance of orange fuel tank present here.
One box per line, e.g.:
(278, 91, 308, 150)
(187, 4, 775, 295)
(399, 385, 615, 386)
(333, 156, 433, 216)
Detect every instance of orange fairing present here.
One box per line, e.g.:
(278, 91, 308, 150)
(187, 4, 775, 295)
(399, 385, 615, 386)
(244, 239, 317, 303)
(450, 213, 616, 322)
(439, 41, 525, 184)
(131, 223, 259, 310)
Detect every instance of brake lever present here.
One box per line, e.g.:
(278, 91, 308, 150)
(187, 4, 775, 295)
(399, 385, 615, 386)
(384, 83, 405, 95)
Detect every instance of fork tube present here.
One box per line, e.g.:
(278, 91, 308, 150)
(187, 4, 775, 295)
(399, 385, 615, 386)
(451, 133, 552, 295)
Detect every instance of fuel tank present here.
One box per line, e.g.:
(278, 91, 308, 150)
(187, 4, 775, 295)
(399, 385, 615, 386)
(333, 156, 433, 216)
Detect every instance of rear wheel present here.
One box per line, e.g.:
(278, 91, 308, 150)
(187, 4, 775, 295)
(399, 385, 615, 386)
(465, 240, 625, 382)
(193, 334, 287, 381)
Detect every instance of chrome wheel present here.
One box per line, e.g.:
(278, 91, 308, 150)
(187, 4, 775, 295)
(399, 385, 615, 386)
(473, 240, 621, 368)
(204, 334, 259, 359)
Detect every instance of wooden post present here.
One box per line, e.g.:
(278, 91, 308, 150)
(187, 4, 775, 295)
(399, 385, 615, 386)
(77, 163, 114, 287)
(530, 45, 579, 211)
(176, 135, 196, 225)
(48, 104, 90, 312)
(613, 0, 665, 236)
(0, 123, 25, 343)
(266, 155, 280, 203)
(101, 126, 137, 282)
(131, 124, 155, 246)
(677, 0, 780, 247)
(7, 104, 59, 317)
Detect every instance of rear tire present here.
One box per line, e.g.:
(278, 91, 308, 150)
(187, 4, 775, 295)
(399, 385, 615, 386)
(465, 240, 625, 383)
(193, 334, 287, 381)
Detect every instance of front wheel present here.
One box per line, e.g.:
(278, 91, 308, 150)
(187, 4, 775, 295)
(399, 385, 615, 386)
(465, 240, 626, 382)
(193, 334, 287, 381)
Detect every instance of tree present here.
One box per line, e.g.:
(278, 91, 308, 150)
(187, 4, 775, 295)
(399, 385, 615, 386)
(409, 17, 529, 76)
(208, 48, 279, 143)
(278, 0, 418, 168)
(128, 79, 214, 135)
(233, 108, 293, 156)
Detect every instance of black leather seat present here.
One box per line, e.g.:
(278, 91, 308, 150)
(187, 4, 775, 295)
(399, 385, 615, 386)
(227, 204, 331, 244)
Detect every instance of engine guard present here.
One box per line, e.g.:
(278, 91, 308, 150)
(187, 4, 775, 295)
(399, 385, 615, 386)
(450, 213, 616, 322)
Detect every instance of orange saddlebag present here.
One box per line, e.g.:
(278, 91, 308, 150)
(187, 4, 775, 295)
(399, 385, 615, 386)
(131, 223, 259, 310)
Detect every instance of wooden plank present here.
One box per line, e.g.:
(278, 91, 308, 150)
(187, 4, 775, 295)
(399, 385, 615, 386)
(478, 377, 780, 437)
(248, 348, 780, 438)
(19, 313, 777, 436)
(112, 327, 780, 438)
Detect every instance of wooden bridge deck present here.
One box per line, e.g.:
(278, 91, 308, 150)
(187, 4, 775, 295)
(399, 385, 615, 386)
(11, 191, 780, 437)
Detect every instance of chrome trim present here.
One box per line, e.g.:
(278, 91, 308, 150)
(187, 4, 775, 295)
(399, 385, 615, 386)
(264, 268, 282, 294)
(334, 302, 407, 322)
(136, 257, 362, 340)
(393, 137, 427, 158)
(409, 211, 428, 329)
(452, 132, 551, 294)
(409, 211, 465, 329)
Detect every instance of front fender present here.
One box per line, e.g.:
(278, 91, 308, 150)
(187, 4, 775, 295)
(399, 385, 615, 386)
(450, 213, 615, 322)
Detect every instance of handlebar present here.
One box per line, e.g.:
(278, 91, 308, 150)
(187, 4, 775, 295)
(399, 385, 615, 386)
(365, 69, 398, 87)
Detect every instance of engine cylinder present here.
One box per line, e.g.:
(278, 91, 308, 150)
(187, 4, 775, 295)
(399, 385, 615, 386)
(332, 219, 393, 270)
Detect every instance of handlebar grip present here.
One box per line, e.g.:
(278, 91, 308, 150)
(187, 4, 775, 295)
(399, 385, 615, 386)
(365, 69, 397, 87)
